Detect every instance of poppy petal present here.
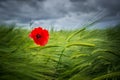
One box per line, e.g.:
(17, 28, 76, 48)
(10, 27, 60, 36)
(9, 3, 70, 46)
(29, 27, 49, 46)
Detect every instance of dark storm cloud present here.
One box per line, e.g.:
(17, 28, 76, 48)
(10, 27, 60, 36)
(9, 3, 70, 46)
(0, 0, 120, 20)
(0, 0, 46, 23)
(70, 0, 98, 13)
(0, 0, 71, 24)
(96, 0, 120, 16)
(70, 0, 120, 16)
(0, 0, 120, 29)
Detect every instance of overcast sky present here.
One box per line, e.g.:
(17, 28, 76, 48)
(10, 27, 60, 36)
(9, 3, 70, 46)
(0, 0, 120, 30)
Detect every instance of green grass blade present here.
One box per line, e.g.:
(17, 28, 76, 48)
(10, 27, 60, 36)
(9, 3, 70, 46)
(92, 72, 120, 80)
(66, 16, 105, 42)
(66, 27, 86, 41)
(66, 42, 95, 48)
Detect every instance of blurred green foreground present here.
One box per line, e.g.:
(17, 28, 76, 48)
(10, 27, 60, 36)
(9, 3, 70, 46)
(0, 24, 120, 80)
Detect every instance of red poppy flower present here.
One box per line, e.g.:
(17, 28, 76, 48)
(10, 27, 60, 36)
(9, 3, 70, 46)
(29, 27, 49, 46)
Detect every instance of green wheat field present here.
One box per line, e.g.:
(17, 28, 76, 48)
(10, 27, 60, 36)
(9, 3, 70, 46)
(0, 24, 120, 80)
